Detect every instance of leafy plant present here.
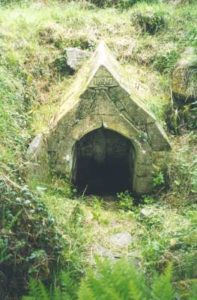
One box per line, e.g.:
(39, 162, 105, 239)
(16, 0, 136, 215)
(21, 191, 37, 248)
(78, 259, 176, 300)
(22, 271, 76, 300)
(143, 196, 156, 204)
(132, 9, 167, 35)
(21, 249, 197, 300)
(167, 139, 197, 196)
(153, 171, 165, 187)
(61, 202, 88, 297)
(86, 196, 104, 222)
(117, 191, 134, 211)
(153, 50, 179, 74)
(0, 177, 64, 300)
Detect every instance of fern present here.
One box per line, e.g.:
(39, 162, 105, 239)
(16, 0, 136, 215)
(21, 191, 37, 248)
(23, 261, 195, 300)
(22, 280, 50, 300)
(78, 259, 176, 300)
(37, 282, 50, 300)
(22, 271, 77, 300)
(151, 264, 175, 300)
(78, 281, 95, 300)
(188, 283, 197, 300)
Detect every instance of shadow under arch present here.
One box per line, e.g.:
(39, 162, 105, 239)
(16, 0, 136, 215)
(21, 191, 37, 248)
(72, 127, 136, 195)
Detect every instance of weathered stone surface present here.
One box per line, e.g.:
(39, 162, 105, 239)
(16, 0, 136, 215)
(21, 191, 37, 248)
(140, 207, 155, 218)
(136, 163, 152, 177)
(26, 134, 50, 182)
(147, 122, 171, 151)
(27, 134, 43, 158)
(92, 233, 133, 260)
(28, 42, 171, 194)
(65, 47, 90, 71)
(134, 176, 153, 194)
(140, 206, 163, 219)
(93, 245, 116, 259)
(172, 47, 197, 106)
(109, 232, 132, 248)
(92, 244, 141, 264)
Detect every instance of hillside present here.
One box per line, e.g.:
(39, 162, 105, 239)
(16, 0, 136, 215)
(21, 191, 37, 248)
(0, 1, 196, 299)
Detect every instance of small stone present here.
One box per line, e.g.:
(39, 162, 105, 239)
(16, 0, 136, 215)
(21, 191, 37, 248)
(140, 207, 154, 218)
(94, 245, 113, 258)
(109, 232, 132, 248)
(172, 47, 197, 106)
(170, 238, 177, 247)
(27, 134, 43, 158)
(65, 47, 90, 71)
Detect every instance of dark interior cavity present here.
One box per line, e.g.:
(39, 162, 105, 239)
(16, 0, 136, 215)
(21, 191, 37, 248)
(72, 128, 135, 195)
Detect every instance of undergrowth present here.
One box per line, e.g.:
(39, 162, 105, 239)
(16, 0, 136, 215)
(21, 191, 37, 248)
(0, 0, 196, 130)
(0, 177, 64, 299)
(0, 1, 196, 299)
(23, 259, 197, 300)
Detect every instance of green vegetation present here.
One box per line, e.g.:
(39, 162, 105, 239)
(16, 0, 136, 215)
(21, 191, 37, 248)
(22, 261, 177, 299)
(19, 187, 196, 299)
(0, 177, 63, 299)
(117, 191, 134, 211)
(0, 0, 196, 299)
(79, 260, 175, 300)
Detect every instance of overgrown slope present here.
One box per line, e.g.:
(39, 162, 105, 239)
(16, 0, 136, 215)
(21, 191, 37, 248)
(0, 1, 196, 299)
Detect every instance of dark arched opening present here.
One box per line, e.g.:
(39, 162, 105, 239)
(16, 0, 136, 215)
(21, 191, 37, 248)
(72, 128, 135, 195)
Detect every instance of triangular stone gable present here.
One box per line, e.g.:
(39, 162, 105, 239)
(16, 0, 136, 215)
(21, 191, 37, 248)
(50, 42, 170, 151)
(27, 42, 171, 194)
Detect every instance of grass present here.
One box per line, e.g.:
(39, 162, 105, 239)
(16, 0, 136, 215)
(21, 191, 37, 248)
(35, 185, 196, 298)
(0, 1, 196, 139)
(0, 1, 196, 299)
(0, 66, 29, 174)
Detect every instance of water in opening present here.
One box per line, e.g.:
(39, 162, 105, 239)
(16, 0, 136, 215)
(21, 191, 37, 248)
(72, 128, 135, 195)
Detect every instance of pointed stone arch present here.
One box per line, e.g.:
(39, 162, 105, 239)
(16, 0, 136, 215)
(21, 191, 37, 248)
(27, 42, 170, 194)
(72, 128, 135, 194)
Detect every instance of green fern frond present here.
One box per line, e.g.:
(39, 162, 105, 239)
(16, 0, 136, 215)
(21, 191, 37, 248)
(151, 263, 175, 300)
(188, 282, 197, 300)
(53, 288, 62, 300)
(78, 260, 177, 300)
(37, 282, 50, 300)
(78, 281, 95, 300)
(22, 280, 50, 300)
(79, 259, 150, 300)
